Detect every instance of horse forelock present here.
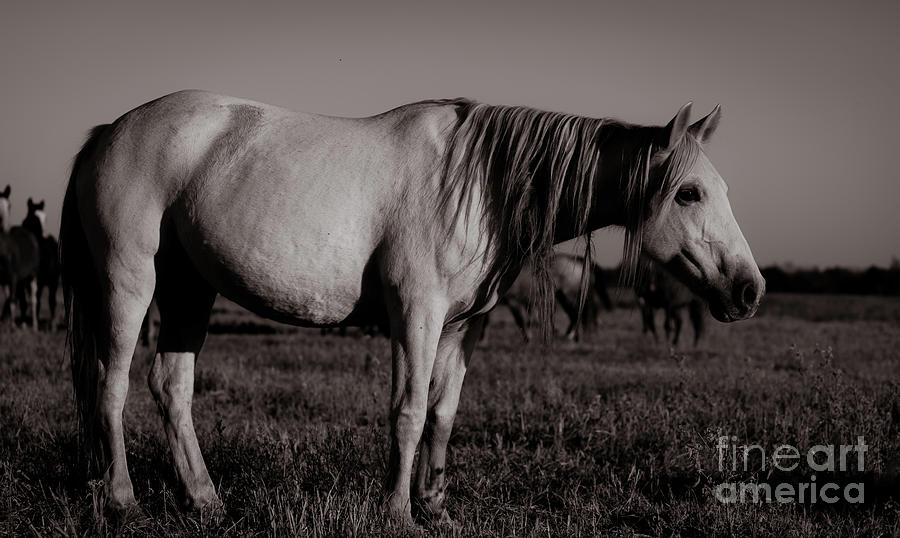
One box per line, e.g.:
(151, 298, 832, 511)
(620, 132, 701, 287)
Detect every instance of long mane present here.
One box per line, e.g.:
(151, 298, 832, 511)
(439, 101, 700, 339)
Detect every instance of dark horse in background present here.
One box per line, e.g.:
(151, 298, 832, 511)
(487, 252, 613, 342)
(635, 256, 704, 346)
(22, 198, 61, 329)
(0, 185, 40, 329)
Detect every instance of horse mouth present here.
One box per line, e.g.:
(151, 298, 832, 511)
(709, 301, 733, 322)
(708, 296, 758, 322)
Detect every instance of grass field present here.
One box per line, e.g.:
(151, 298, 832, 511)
(2, 292, 899, 536)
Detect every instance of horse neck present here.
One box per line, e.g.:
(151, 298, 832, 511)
(23, 214, 43, 238)
(447, 104, 642, 259)
(550, 145, 630, 245)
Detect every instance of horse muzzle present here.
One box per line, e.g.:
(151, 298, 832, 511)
(709, 268, 765, 322)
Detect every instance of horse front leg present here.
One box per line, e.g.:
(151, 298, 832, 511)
(505, 299, 531, 342)
(384, 294, 446, 523)
(555, 289, 580, 341)
(47, 278, 59, 330)
(1, 281, 12, 322)
(28, 278, 37, 330)
(414, 315, 482, 520)
(639, 300, 657, 340)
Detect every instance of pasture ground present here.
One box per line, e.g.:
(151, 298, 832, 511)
(2, 292, 899, 536)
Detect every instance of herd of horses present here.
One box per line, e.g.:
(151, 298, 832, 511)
(491, 251, 703, 346)
(0, 187, 59, 329)
(26, 91, 764, 522)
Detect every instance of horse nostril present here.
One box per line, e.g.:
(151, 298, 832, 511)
(741, 281, 757, 310)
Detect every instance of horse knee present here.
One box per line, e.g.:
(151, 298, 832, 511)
(429, 408, 456, 440)
(147, 353, 194, 411)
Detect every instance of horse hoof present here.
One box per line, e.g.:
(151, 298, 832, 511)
(105, 498, 136, 512)
(420, 509, 458, 532)
(104, 498, 144, 522)
(436, 508, 456, 526)
(106, 506, 148, 530)
(196, 498, 226, 524)
(103, 481, 138, 515)
(182, 490, 222, 513)
(385, 499, 415, 526)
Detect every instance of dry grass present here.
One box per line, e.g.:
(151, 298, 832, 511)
(2, 294, 899, 536)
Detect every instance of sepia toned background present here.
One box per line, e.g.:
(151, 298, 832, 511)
(1, 0, 898, 267)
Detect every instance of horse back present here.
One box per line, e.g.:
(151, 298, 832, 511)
(550, 253, 587, 292)
(81, 90, 471, 326)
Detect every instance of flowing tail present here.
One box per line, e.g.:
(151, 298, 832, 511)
(60, 124, 109, 473)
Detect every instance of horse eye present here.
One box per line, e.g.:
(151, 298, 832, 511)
(676, 187, 701, 205)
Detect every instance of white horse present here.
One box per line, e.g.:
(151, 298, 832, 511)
(60, 91, 764, 522)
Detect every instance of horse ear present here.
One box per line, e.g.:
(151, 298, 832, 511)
(688, 104, 721, 144)
(28, 197, 34, 210)
(1, 185, 8, 197)
(664, 102, 692, 151)
(38, 201, 45, 210)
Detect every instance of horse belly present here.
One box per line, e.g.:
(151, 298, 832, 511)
(152, 96, 399, 326)
(176, 215, 379, 327)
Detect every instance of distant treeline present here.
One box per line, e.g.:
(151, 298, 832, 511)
(601, 261, 900, 296)
(759, 264, 900, 295)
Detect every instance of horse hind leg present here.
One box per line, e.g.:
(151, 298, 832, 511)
(504, 299, 531, 343)
(32, 278, 44, 328)
(27, 278, 37, 330)
(95, 257, 156, 509)
(45, 275, 59, 330)
(671, 309, 683, 346)
(2, 278, 14, 323)
(49, 281, 58, 328)
(639, 301, 657, 341)
(147, 247, 218, 511)
(689, 299, 704, 346)
(12, 277, 38, 329)
(554, 289, 580, 341)
(139, 299, 157, 347)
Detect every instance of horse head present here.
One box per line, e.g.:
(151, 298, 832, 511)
(25, 197, 47, 238)
(640, 104, 764, 322)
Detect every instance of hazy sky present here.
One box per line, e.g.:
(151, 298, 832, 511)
(2, 0, 897, 267)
